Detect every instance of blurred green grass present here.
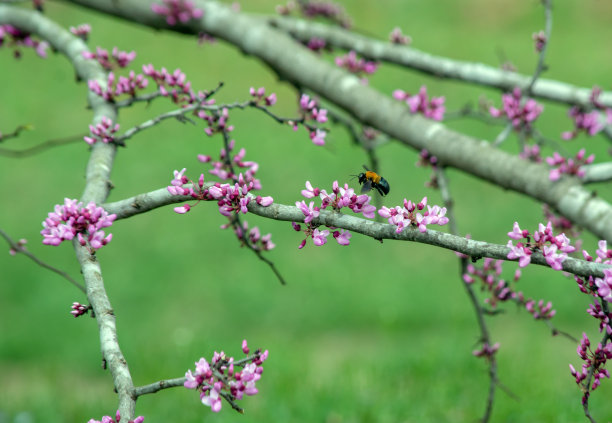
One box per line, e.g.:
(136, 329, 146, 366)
(1, 1, 612, 422)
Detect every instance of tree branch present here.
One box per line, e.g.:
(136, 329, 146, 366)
(61, 0, 612, 244)
(102, 185, 612, 280)
(0, 5, 136, 419)
(268, 15, 612, 108)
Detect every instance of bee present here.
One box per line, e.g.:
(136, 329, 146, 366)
(355, 165, 390, 196)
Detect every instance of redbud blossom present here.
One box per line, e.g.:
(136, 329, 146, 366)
(389, 27, 411, 45)
(489, 87, 543, 130)
(151, 0, 204, 26)
(378, 197, 449, 234)
(532, 30, 547, 52)
(545, 148, 594, 181)
(84, 117, 120, 145)
(392, 86, 445, 121)
(184, 342, 268, 413)
(71, 302, 89, 317)
(335, 50, 378, 82)
(41, 198, 116, 250)
(0, 24, 49, 58)
(506, 221, 575, 270)
(69, 24, 91, 40)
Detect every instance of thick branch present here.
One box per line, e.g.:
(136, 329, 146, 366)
(62, 0, 612, 244)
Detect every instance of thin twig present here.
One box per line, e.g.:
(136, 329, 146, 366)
(526, 0, 553, 96)
(0, 227, 86, 293)
(435, 166, 498, 423)
(0, 123, 31, 143)
(0, 133, 84, 157)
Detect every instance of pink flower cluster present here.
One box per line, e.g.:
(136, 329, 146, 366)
(532, 30, 547, 52)
(167, 168, 272, 217)
(88, 71, 149, 101)
(41, 198, 116, 250)
(293, 180, 376, 248)
(249, 86, 277, 106)
(389, 27, 411, 45)
(306, 37, 327, 53)
(545, 148, 594, 181)
(570, 333, 612, 397)
(587, 302, 612, 335)
(87, 410, 143, 423)
(84, 116, 120, 145)
(472, 342, 500, 359)
(335, 50, 378, 82)
(199, 139, 261, 188)
(525, 299, 556, 320)
(562, 107, 604, 140)
(519, 144, 542, 163)
(489, 87, 543, 130)
(276, 1, 351, 27)
(83, 46, 136, 70)
(69, 24, 91, 41)
(151, 0, 204, 26)
(143, 64, 208, 105)
(0, 24, 49, 58)
(184, 340, 268, 413)
(198, 107, 234, 136)
(506, 221, 575, 270)
(230, 221, 275, 252)
(579, 240, 612, 304)
(462, 257, 555, 319)
(562, 87, 612, 140)
(70, 302, 89, 317)
(297, 94, 328, 146)
(392, 86, 445, 121)
(378, 197, 449, 234)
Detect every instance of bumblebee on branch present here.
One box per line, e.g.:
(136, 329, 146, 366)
(354, 165, 390, 196)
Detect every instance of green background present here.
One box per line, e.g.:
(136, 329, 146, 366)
(1, 1, 612, 422)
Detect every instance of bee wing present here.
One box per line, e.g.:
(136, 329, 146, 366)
(360, 179, 373, 193)
(362, 164, 370, 171)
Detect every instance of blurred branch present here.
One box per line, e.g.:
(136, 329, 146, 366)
(268, 15, 612, 108)
(0, 228, 86, 293)
(0, 133, 84, 157)
(582, 162, 612, 184)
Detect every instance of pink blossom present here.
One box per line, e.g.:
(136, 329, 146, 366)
(333, 229, 352, 245)
(84, 116, 120, 145)
(393, 86, 445, 121)
(389, 27, 411, 45)
(151, 0, 204, 26)
(69, 24, 91, 40)
(70, 302, 89, 317)
(545, 148, 594, 181)
(489, 87, 543, 130)
(41, 198, 116, 250)
(309, 128, 327, 146)
(312, 228, 329, 246)
(506, 240, 532, 267)
(335, 50, 379, 80)
(532, 30, 547, 52)
(296, 200, 320, 223)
